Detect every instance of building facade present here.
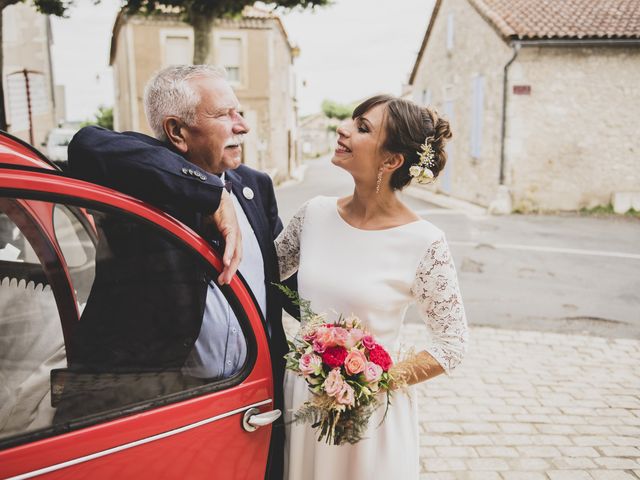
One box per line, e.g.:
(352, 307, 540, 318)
(109, 6, 299, 181)
(409, 0, 640, 212)
(2, 3, 63, 147)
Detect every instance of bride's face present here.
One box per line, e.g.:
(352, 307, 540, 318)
(331, 103, 388, 181)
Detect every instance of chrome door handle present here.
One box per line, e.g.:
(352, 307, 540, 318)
(242, 407, 282, 432)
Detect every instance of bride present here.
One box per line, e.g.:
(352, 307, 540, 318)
(275, 94, 469, 479)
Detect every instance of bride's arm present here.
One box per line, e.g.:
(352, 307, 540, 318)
(391, 236, 469, 386)
(274, 202, 308, 280)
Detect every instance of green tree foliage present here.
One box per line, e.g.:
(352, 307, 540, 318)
(123, 0, 331, 64)
(0, 0, 71, 131)
(82, 105, 114, 130)
(321, 99, 354, 121)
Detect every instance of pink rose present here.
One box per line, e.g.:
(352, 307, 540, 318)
(363, 361, 383, 383)
(302, 330, 317, 343)
(346, 328, 364, 349)
(344, 349, 367, 375)
(362, 334, 376, 350)
(312, 339, 327, 353)
(315, 327, 334, 346)
(331, 327, 350, 347)
(323, 368, 344, 397)
(299, 353, 322, 376)
(336, 383, 355, 406)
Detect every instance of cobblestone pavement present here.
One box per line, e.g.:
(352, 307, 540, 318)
(284, 318, 640, 479)
(406, 325, 640, 480)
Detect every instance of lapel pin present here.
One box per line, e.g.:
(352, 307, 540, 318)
(242, 186, 254, 200)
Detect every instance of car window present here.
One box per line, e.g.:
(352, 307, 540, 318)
(0, 200, 66, 442)
(52, 205, 96, 307)
(0, 195, 253, 448)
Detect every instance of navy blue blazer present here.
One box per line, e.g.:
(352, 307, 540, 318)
(67, 126, 290, 386)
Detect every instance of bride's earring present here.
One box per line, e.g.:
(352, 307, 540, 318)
(376, 168, 383, 194)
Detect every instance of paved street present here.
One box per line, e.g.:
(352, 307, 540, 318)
(276, 155, 640, 339)
(277, 155, 640, 479)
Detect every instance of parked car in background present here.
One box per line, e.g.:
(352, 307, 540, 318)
(41, 128, 77, 166)
(0, 130, 278, 479)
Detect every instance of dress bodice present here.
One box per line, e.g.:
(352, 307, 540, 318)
(276, 196, 468, 374)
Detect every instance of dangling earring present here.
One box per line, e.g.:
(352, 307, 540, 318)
(376, 168, 383, 194)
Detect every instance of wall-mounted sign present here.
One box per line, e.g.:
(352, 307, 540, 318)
(513, 85, 531, 95)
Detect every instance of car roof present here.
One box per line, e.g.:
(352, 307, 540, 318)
(0, 130, 59, 171)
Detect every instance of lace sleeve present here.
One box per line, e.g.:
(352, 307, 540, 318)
(275, 202, 308, 280)
(410, 236, 469, 375)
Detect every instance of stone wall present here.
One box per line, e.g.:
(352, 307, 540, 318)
(411, 0, 640, 212)
(506, 47, 640, 211)
(411, 0, 512, 207)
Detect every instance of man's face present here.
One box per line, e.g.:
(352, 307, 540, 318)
(181, 76, 249, 174)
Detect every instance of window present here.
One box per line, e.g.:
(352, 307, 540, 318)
(422, 89, 432, 107)
(164, 35, 191, 66)
(446, 13, 455, 52)
(0, 196, 251, 447)
(0, 199, 66, 442)
(220, 37, 242, 83)
(470, 75, 484, 159)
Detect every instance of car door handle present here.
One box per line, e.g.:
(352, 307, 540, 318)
(242, 407, 282, 432)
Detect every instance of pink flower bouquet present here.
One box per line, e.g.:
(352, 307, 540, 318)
(285, 311, 395, 445)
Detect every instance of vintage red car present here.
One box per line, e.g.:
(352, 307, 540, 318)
(0, 131, 278, 479)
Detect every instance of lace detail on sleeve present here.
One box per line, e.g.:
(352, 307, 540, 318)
(275, 202, 308, 280)
(410, 236, 469, 375)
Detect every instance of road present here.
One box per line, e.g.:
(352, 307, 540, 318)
(276, 155, 640, 339)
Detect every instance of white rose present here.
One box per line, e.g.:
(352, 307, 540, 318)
(409, 165, 422, 177)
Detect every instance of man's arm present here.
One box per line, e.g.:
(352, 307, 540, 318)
(68, 126, 241, 284)
(69, 126, 225, 214)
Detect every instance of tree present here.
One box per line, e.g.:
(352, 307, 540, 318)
(82, 105, 114, 130)
(123, 0, 330, 64)
(0, 0, 69, 131)
(321, 99, 354, 121)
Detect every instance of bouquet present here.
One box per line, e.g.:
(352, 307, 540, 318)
(279, 285, 396, 445)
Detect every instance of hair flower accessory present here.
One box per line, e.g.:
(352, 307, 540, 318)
(410, 138, 437, 184)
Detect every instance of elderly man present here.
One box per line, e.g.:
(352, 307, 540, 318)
(67, 65, 291, 479)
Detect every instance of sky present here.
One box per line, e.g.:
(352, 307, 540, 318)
(50, 0, 434, 122)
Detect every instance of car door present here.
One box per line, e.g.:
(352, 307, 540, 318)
(0, 168, 276, 479)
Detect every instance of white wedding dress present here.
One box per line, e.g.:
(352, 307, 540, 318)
(275, 196, 468, 480)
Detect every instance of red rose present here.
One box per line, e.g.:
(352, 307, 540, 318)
(321, 346, 348, 369)
(368, 344, 393, 371)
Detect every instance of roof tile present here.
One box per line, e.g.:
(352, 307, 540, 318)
(469, 0, 640, 39)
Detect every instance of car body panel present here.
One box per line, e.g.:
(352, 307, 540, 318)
(0, 132, 276, 479)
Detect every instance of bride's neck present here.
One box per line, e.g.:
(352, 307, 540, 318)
(343, 184, 400, 222)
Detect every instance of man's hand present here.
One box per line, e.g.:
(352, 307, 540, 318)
(207, 189, 242, 285)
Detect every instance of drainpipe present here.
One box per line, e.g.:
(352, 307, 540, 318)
(499, 42, 520, 185)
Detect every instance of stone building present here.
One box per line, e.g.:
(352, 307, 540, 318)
(409, 0, 640, 212)
(109, 6, 299, 181)
(298, 112, 336, 159)
(2, 3, 64, 147)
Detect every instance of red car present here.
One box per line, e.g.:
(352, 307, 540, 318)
(0, 131, 278, 479)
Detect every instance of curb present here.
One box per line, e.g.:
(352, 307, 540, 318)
(404, 185, 487, 216)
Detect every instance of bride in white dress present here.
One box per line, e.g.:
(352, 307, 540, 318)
(275, 95, 469, 480)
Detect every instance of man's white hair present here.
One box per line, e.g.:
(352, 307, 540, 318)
(143, 65, 227, 141)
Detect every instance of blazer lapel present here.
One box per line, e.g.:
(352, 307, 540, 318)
(225, 170, 271, 264)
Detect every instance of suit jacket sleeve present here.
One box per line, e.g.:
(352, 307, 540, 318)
(68, 126, 225, 215)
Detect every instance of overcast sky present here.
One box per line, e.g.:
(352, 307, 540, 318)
(50, 0, 434, 122)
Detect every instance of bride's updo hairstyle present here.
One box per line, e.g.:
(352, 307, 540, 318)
(352, 94, 452, 190)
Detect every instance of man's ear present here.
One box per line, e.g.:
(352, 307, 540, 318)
(163, 117, 188, 154)
(383, 153, 404, 173)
